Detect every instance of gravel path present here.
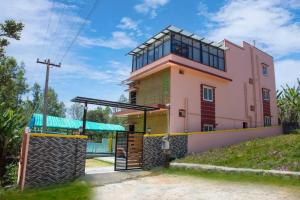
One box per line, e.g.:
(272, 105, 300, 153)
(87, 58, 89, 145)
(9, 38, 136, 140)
(93, 174, 300, 200)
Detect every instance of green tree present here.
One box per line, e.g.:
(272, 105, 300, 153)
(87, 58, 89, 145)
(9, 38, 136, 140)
(0, 104, 28, 186)
(68, 103, 84, 120)
(31, 82, 42, 112)
(87, 107, 106, 123)
(0, 19, 26, 185)
(0, 20, 24, 57)
(40, 88, 66, 117)
(277, 79, 300, 124)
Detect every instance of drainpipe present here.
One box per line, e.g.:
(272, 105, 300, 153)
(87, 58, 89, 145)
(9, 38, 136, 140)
(250, 46, 258, 127)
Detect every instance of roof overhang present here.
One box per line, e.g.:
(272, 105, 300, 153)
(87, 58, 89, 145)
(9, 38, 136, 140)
(71, 96, 160, 111)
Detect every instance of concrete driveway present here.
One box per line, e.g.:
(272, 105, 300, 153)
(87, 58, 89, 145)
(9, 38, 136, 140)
(93, 174, 300, 200)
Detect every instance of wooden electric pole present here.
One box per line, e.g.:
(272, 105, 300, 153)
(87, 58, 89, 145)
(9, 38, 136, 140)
(36, 58, 61, 131)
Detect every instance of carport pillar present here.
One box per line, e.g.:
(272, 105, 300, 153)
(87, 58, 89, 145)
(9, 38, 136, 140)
(82, 102, 88, 135)
(143, 109, 147, 133)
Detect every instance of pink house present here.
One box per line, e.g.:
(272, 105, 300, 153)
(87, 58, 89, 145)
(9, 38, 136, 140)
(119, 25, 278, 134)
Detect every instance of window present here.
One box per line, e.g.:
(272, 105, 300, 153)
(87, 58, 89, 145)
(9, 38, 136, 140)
(130, 91, 136, 104)
(163, 35, 171, 56)
(243, 122, 248, 128)
(264, 116, 271, 126)
(203, 86, 214, 102)
(147, 45, 154, 63)
(131, 32, 226, 72)
(262, 89, 270, 101)
(203, 124, 214, 131)
(178, 109, 186, 117)
(262, 65, 268, 76)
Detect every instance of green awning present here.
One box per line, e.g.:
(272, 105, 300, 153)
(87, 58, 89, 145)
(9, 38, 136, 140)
(29, 113, 125, 132)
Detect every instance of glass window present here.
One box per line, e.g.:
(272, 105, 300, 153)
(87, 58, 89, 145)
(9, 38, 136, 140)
(262, 65, 268, 76)
(213, 56, 218, 68)
(172, 39, 182, 55)
(137, 54, 143, 69)
(193, 47, 200, 62)
(218, 49, 224, 58)
(163, 38, 171, 56)
(218, 58, 225, 70)
(202, 52, 209, 65)
(203, 124, 214, 131)
(202, 44, 209, 51)
(203, 86, 213, 102)
(147, 45, 154, 63)
(172, 33, 181, 41)
(262, 89, 270, 101)
(264, 116, 271, 126)
(210, 46, 218, 55)
(132, 56, 137, 71)
(143, 50, 148, 66)
(193, 40, 200, 48)
(209, 55, 214, 67)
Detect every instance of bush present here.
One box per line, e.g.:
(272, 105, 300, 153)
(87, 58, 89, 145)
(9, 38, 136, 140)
(3, 163, 18, 186)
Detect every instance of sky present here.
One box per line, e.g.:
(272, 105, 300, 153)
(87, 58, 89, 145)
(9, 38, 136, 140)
(1, 0, 300, 108)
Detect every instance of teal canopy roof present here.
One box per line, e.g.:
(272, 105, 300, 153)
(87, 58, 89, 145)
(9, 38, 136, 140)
(29, 113, 125, 132)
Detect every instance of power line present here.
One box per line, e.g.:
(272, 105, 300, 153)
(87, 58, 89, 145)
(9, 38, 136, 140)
(52, 1, 90, 63)
(58, 0, 99, 63)
(47, 1, 69, 59)
(40, 0, 55, 60)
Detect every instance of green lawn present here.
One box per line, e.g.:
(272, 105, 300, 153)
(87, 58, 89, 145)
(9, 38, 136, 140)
(177, 133, 300, 171)
(0, 181, 91, 200)
(85, 158, 113, 168)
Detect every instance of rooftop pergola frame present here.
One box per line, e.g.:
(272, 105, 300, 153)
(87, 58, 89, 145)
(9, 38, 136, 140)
(71, 96, 160, 135)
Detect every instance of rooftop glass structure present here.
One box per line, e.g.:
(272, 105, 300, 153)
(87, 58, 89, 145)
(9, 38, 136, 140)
(129, 25, 226, 72)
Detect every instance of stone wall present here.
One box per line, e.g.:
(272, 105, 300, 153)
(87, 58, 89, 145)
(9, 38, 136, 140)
(22, 134, 87, 188)
(143, 135, 187, 169)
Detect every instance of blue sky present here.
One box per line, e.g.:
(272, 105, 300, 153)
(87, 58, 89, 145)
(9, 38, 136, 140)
(1, 0, 300, 108)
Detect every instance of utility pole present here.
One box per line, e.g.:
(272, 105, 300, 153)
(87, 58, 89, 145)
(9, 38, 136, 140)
(36, 58, 61, 131)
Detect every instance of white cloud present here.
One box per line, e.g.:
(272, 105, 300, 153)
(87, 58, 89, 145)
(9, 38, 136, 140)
(0, 0, 129, 104)
(117, 17, 138, 30)
(134, 0, 170, 18)
(204, 0, 300, 57)
(77, 31, 138, 49)
(274, 59, 300, 89)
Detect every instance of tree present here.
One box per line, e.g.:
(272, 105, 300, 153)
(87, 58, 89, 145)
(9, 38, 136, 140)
(0, 19, 25, 185)
(0, 104, 28, 186)
(0, 58, 28, 108)
(68, 103, 84, 120)
(41, 88, 66, 117)
(0, 20, 24, 57)
(31, 82, 42, 112)
(277, 79, 300, 125)
(87, 107, 106, 123)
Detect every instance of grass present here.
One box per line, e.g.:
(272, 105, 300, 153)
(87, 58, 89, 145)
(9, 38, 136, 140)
(85, 158, 113, 168)
(0, 181, 91, 200)
(177, 133, 300, 171)
(163, 167, 300, 188)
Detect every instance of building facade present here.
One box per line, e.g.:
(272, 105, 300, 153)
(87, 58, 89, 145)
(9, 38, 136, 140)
(120, 26, 278, 134)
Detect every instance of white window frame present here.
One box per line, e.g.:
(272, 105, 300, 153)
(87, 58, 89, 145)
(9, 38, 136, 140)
(203, 86, 214, 102)
(203, 124, 214, 131)
(262, 65, 268, 76)
(264, 116, 271, 126)
(263, 89, 270, 101)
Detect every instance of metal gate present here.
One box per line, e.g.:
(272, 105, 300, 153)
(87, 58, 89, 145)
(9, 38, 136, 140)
(114, 131, 144, 171)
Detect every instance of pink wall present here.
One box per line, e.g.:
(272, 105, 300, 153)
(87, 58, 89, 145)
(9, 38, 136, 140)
(169, 40, 278, 133)
(188, 126, 282, 153)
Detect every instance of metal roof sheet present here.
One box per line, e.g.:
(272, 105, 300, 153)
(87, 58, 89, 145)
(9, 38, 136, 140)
(29, 113, 125, 132)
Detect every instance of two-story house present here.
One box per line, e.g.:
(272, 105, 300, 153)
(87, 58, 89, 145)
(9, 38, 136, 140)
(117, 25, 278, 134)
